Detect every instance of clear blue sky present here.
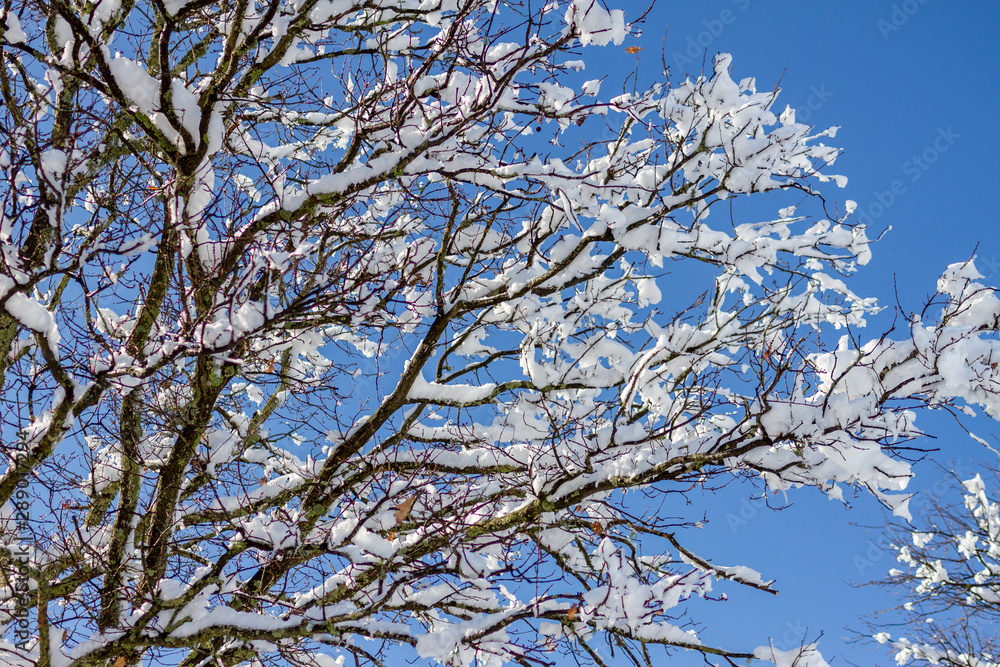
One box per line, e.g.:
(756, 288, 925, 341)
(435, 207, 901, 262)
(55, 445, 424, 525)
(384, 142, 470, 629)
(580, 2, 1000, 664)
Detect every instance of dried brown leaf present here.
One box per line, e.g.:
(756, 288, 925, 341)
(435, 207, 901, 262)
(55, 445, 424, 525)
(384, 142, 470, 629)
(393, 494, 417, 524)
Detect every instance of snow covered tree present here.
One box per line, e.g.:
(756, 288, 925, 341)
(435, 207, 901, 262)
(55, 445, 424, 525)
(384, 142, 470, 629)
(0, 0, 998, 665)
(872, 468, 1000, 666)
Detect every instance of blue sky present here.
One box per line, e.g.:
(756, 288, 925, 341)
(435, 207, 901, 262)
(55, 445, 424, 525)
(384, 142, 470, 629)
(6, 3, 994, 665)
(577, 2, 1000, 664)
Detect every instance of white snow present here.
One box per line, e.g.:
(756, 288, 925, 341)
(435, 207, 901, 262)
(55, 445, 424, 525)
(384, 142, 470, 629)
(108, 57, 160, 113)
(2, 11, 27, 44)
(564, 0, 628, 46)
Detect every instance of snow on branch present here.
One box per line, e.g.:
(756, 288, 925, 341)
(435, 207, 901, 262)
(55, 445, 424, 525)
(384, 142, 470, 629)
(0, 1, 996, 667)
